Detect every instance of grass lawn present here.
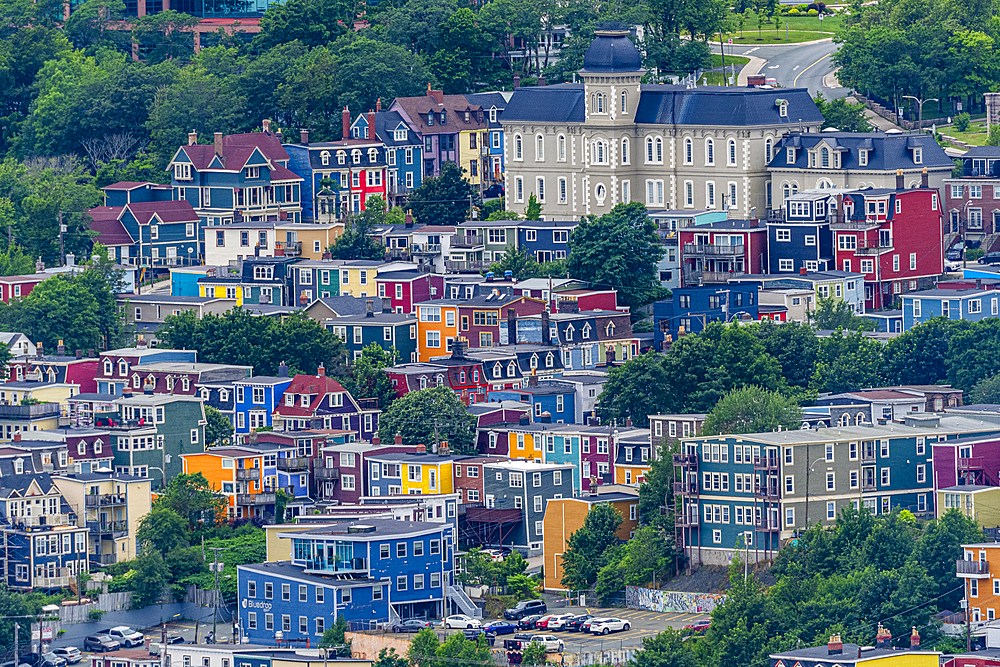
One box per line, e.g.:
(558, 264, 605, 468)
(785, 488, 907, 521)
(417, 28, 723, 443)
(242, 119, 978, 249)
(709, 54, 751, 67)
(942, 121, 990, 147)
(722, 12, 843, 44)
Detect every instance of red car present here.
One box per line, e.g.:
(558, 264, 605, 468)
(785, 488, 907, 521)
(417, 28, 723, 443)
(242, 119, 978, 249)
(683, 619, 711, 633)
(534, 615, 555, 629)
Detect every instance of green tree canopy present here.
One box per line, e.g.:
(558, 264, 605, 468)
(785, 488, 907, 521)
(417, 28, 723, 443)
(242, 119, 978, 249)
(376, 386, 479, 454)
(810, 297, 875, 331)
(136, 507, 189, 554)
(341, 343, 398, 410)
(154, 473, 226, 527)
(406, 162, 476, 227)
(702, 386, 803, 436)
(329, 195, 388, 260)
(813, 93, 872, 132)
(560, 502, 623, 590)
(204, 405, 233, 446)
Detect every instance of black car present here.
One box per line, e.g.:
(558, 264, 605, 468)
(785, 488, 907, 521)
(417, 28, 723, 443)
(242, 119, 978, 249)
(463, 627, 485, 640)
(392, 619, 432, 633)
(504, 599, 548, 620)
(518, 614, 544, 630)
(564, 614, 593, 632)
(980, 252, 1000, 265)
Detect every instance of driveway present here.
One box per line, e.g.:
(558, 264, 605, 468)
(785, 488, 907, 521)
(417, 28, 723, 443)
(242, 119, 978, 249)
(712, 40, 847, 99)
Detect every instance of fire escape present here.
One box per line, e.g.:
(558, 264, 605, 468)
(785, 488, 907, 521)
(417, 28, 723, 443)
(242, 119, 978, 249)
(753, 449, 781, 562)
(673, 446, 700, 567)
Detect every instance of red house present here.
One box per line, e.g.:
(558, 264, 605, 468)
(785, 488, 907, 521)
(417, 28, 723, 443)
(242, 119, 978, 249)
(8, 345, 100, 394)
(386, 339, 489, 405)
(679, 220, 768, 287)
(456, 292, 547, 349)
(0, 273, 50, 303)
(376, 270, 445, 314)
(554, 289, 622, 313)
(832, 181, 943, 309)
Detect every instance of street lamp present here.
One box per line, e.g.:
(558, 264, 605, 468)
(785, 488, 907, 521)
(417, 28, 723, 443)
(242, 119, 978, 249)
(902, 95, 939, 131)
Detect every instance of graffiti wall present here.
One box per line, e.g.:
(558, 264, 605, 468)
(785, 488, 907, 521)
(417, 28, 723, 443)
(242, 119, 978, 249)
(625, 586, 727, 614)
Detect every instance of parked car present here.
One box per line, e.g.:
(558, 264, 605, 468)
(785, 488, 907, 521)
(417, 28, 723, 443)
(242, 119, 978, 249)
(580, 617, 607, 633)
(482, 549, 505, 562)
(564, 615, 593, 632)
(444, 615, 481, 629)
(392, 620, 432, 633)
(683, 619, 711, 634)
(463, 628, 484, 640)
(545, 614, 578, 631)
(534, 614, 556, 629)
(504, 599, 547, 620)
(101, 627, 144, 648)
(529, 635, 565, 653)
(20, 654, 65, 667)
(979, 252, 1000, 265)
(83, 635, 121, 653)
(165, 635, 185, 645)
(946, 260, 963, 272)
(590, 618, 630, 635)
(482, 621, 517, 635)
(50, 649, 81, 665)
(517, 615, 544, 630)
(946, 248, 964, 261)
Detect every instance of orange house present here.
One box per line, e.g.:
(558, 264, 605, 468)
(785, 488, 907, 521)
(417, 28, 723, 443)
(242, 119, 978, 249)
(416, 300, 461, 362)
(181, 447, 278, 521)
(542, 491, 640, 592)
(958, 543, 1000, 624)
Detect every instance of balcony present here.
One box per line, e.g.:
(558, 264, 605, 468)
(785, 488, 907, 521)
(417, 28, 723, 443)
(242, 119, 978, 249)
(94, 553, 117, 566)
(386, 248, 410, 261)
(682, 269, 746, 286)
(853, 239, 891, 256)
(957, 559, 991, 578)
(673, 481, 698, 496)
(451, 234, 484, 249)
(357, 397, 380, 411)
(237, 492, 276, 505)
(754, 519, 780, 532)
(277, 457, 309, 471)
(861, 478, 877, 491)
(861, 448, 876, 463)
(275, 241, 302, 257)
(17, 514, 71, 528)
(445, 260, 488, 273)
(0, 402, 62, 419)
(830, 217, 879, 230)
(753, 455, 779, 471)
(87, 520, 128, 538)
(412, 243, 442, 255)
(767, 209, 785, 223)
(959, 457, 986, 472)
(675, 512, 699, 527)
(302, 557, 368, 574)
(34, 573, 72, 589)
(683, 243, 745, 256)
(672, 453, 699, 469)
(315, 467, 340, 480)
(754, 484, 780, 500)
(236, 468, 261, 481)
(85, 494, 127, 507)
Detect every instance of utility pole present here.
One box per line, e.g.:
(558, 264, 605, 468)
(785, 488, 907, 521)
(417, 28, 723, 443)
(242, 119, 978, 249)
(58, 212, 65, 267)
(14, 622, 19, 667)
(207, 546, 225, 642)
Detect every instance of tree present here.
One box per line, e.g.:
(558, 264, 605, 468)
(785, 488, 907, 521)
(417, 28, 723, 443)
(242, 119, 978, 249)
(752, 320, 819, 390)
(406, 162, 476, 227)
(343, 343, 398, 410)
(319, 617, 351, 656)
(331, 37, 433, 122)
(485, 244, 542, 281)
(437, 632, 491, 667)
(407, 629, 440, 667)
(0, 275, 101, 352)
(638, 444, 673, 528)
(131, 11, 201, 64)
(567, 202, 666, 312)
(596, 353, 672, 427)
(909, 509, 982, 608)
(523, 193, 541, 220)
(329, 195, 387, 260)
(63, 0, 128, 51)
(632, 629, 696, 667)
(882, 317, 961, 386)
(810, 330, 885, 393)
(521, 642, 548, 666)
(810, 297, 875, 331)
(377, 386, 479, 454)
(702, 386, 803, 436)
(130, 544, 171, 607)
(372, 649, 408, 667)
(136, 507, 189, 554)
(813, 93, 872, 132)
(154, 473, 227, 527)
(971, 373, 1000, 404)
(560, 503, 623, 590)
(254, 0, 356, 49)
(204, 406, 233, 446)
(76, 253, 132, 350)
(947, 319, 1000, 390)
(274, 488, 289, 524)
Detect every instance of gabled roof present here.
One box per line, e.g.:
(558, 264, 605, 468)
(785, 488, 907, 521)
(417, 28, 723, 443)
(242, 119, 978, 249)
(770, 132, 952, 170)
(171, 132, 301, 178)
(124, 200, 200, 225)
(88, 206, 135, 247)
(391, 91, 487, 135)
(354, 110, 420, 148)
(103, 181, 170, 191)
(272, 372, 350, 417)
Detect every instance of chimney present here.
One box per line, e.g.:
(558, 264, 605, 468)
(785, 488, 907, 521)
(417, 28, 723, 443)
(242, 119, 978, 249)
(538, 75, 546, 87)
(513, 74, 521, 89)
(136, 334, 147, 349)
(35, 258, 44, 272)
(394, 432, 403, 445)
(376, 98, 382, 112)
(921, 167, 929, 188)
(507, 307, 517, 344)
(382, 300, 392, 314)
(540, 411, 551, 423)
(625, 417, 633, 428)
(519, 414, 530, 426)
(366, 299, 375, 317)
(416, 443, 427, 453)
(343, 106, 351, 139)
(278, 361, 288, 378)
(75, 349, 82, 359)
(405, 211, 414, 228)
(875, 623, 892, 650)
(428, 89, 444, 105)
(431, 441, 438, 454)
(439, 441, 449, 456)
(88, 349, 95, 357)
(276, 129, 283, 143)
(300, 129, 309, 145)
(214, 132, 224, 156)
(36, 342, 43, 359)
(800, 266, 808, 275)
(262, 119, 271, 134)
(541, 309, 551, 344)
(452, 337, 468, 359)
(368, 111, 376, 138)
(372, 435, 380, 446)
(895, 168, 904, 191)
(828, 634, 843, 656)
(57, 339, 65, 356)
(188, 131, 198, 145)
(299, 291, 309, 305)
(317, 364, 326, 377)
(528, 369, 538, 387)
(12, 433, 20, 442)
(910, 627, 920, 649)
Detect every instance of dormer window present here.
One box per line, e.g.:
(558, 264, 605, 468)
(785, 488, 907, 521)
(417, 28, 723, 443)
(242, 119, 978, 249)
(436, 374, 444, 387)
(859, 149, 869, 166)
(565, 324, 574, 341)
(427, 113, 434, 126)
(300, 394, 309, 407)
(439, 111, 446, 124)
(320, 151, 330, 166)
(419, 376, 428, 390)
(459, 370, 467, 384)
(337, 151, 346, 165)
(821, 147, 830, 168)
(530, 354, 538, 369)
(582, 323, 591, 339)
(394, 128, 407, 141)
(352, 150, 361, 165)
(493, 363, 502, 378)
(14, 459, 22, 474)
(368, 148, 378, 162)
(913, 147, 923, 164)
(545, 353, 554, 368)
(132, 374, 140, 388)
(606, 322, 616, 337)
(776, 99, 789, 117)
(786, 147, 796, 164)
(464, 111, 470, 123)
(490, 107, 497, 123)
(77, 442, 85, 456)
(103, 359, 113, 376)
(507, 362, 516, 377)
(285, 394, 294, 406)
(118, 360, 127, 376)
(174, 163, 192, 180)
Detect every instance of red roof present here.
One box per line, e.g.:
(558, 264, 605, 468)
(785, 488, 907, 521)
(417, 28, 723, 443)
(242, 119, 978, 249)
(272, 373, 347, 417)
(850, 390, 919, 400)
(89, 206, 135, 246)
(175, 132, 300, 177)
(125, 200, 200, 225)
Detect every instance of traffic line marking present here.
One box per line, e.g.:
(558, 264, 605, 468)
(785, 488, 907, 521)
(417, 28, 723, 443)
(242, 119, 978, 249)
(793, 54, 830, 87)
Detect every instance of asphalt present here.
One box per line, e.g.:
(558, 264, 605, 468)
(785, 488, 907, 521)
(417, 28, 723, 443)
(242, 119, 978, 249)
(712, 39, 847, 99)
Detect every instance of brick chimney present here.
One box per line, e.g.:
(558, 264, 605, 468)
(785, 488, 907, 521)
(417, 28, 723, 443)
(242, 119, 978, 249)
(394, 432, 403, 445)
(188, 131, 198, 145)
(910, 627, 920, 649)
(921, 167, 929, 189)
(57, 339, 65, 356)
(368, 111, 376, 139)
(895, 168, 904, 191)
(317, 363, 325, 377)
(528, 369, 538, 387)
(214, 132, 224, 156)
(875, 623, 892, 650)
(36, 342, 43, 359)
(800, 266, 808, 275)
(538, 75, 546, 86)
(300, 129, 309, 145)
(13, 433, 20, 442)
(343, 107, 351, 139)
(513, 74, 521, 89)
(828, 634, 843, 656)
(376, 98, 382, 112)
(372, 435, 380, 446)
(416, 443, 427, 453)
(428, 89, 444, 105)
(405, 211, 414, 228)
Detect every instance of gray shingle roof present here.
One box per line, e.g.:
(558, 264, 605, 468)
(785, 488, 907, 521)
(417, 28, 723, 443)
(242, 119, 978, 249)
(634, 86, 823, 126)
(770, 132, 952, 170)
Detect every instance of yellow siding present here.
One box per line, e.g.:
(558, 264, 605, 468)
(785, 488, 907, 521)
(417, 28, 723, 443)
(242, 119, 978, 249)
(265, 523, 315, 561)
(508, 433, 542, 461)
(401, 461, 454, 494)
(199, 285, 244, 306)
(338, 268, 379, 298)
(458, 131, 485, 186)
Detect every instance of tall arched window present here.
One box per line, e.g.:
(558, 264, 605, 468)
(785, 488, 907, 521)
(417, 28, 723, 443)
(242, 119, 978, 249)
(557, 135, 566, 161)
(655, 138, 663, 163)
(621, 138, 629, 165)
(765, 138, 773, 164)
(514, 134, 523, 160)
(536, 134, 544, 161)
(320, 151, 330, 166)
(594, 140, 606, 164)
(684, 138, 693, 164)
(782, 183, 790, 200)
(705, 138, 715, 165)
(728, 139, 737, 166)
(646, 138, 654, 163)
(596, 94, 605, 113)
(821, 146, 830, 168)
(621, 91, 627, 114)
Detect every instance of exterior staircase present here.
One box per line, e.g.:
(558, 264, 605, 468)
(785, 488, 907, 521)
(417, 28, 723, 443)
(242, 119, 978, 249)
(448, 585, 483, 618)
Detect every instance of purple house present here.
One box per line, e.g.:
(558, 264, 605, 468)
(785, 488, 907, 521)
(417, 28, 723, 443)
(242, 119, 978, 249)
(316, 435, 421, 504)
(932, 433, 1000, 489)
(471, 401, 531, 456)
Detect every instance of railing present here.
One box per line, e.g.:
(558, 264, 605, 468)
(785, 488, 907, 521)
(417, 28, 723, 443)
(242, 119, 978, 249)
(767, 209, 785, 222)
(34, 573, 72, 588)
(277, 457, 309, 471)
(302, 557, 368, 574)
(753, 456, 779, 471)
(861, 479, 877, 491)
(957, 559, 990, 576)
(94, 553, 117, 565)
(387, 185, 414, 196)
(237, 493, 276, 505)
(754, 484, 780, 500)
(672, 453, 699, 468)
(357, 397, 380, 410)
(683, 270, 746, 286)
(675, 512, 699, 527)
(451, 234, 485, 248)
(0, 402, 61, 418)
(754, 519, 780, 532)
(683, 243, 745, 256)
(445, 260, 488, 272)
(87, 520, 128, 536)
(959, 457, 986, 471)
(276, 241, 302, 257)
(673, 481, 698, 495)
(861, 448, 876, 463)
(830, 218, 879, 230)
(448, 585, 483, 618)
(18, 514, 71, 528)
(85, 494, 127, 507)
(236, 468, 261, 481)
(412, 243, 442, 254)
(386, 248, 410, 260)
(315, 467, 340, 480)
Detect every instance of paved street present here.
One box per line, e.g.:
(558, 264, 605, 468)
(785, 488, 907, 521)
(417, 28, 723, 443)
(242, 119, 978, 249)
(712, 39, 846, 99)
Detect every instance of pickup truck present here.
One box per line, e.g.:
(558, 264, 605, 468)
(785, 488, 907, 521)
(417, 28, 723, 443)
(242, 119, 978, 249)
(101, 626, 145, 648)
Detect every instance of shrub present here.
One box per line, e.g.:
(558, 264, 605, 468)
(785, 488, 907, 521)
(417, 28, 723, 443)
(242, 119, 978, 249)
(955, 112, 972, 132)
(788, 8, 800, 14)
(968, 248, 985, 261)
(88, 609, 106, 622)
(807, 8, 819, 15)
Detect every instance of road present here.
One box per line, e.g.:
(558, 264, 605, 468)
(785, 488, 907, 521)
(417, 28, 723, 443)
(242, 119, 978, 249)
(712, 40, 846, 99)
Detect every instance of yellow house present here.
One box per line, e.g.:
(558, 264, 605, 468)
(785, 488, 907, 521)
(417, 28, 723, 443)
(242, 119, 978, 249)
(265, 522, 320, 561)
(337, 261, 384, 297)
(276, 223, 344, 260)
(0, 381, 77, 409)
(199, 282, 245, 306)
(938, 485, 1000, 526)
(458, 129, 489, 187)
(0, 381, 77, 440)
(770, 631, 938, 667)
(507, 431, 543, 462)
(54, 471, 152, 564)
(367, 451, 459, 495)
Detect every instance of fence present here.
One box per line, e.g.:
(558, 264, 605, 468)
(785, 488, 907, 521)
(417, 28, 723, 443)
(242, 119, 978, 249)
(58, 592, 133, 623)
(184, 585, 220, 607)
(624, 586, 726, 614)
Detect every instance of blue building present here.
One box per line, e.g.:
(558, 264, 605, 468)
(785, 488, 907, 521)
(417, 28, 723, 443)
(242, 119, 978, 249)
(234, 374, 292, 434)
(167, 128, 303, 226)
(488, 379, 578, 424)
(518, 220, 577, 263)
(101, 181, 173, 207)
(0, 474, 90, 591)
(767, 190, 835, 274)
(648, 209, 728, 290)
(237, 519, 455, 641)
(198, 257, 303, 307)
(652, 284, 760, 350)
(901, 288, 999, 331)
(351, 110, 424, 209)
(864, 309, 903, 333)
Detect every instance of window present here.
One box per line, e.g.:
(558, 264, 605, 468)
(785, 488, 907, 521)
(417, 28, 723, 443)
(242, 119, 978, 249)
(535, 135, 544, 161)
(559, 178, 567, 203)
(728, 139, 737, 166)
(706, 182, 715, 209)
(779, 259, 794, 272)
(514, 135, 522, 160)
(557, 135, 566, 161)
(776, 228, 791, 242)
(621, 138, 629, 164)
(705, 138, 714, 165)
(282, 583, 290, 600)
